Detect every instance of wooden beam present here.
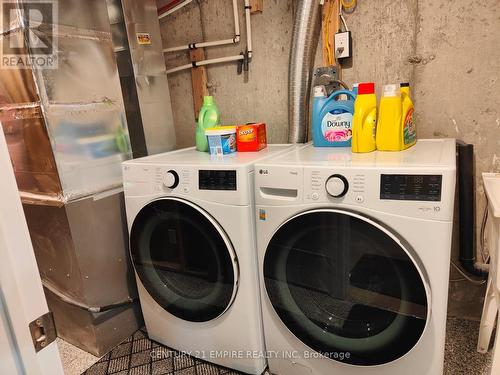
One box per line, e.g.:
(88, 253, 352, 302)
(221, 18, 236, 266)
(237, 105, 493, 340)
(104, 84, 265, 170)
(189, 49, 209, 120)
(249, 0, 263, 14)
(321, 0, 340, 68)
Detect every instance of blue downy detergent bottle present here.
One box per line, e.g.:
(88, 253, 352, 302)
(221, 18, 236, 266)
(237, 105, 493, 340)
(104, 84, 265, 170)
(312, 86, 356, 147)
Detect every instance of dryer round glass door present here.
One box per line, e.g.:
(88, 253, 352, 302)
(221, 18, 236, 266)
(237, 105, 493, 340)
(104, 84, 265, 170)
(130, 198, 238, 322)
(263, 209, 429, 366)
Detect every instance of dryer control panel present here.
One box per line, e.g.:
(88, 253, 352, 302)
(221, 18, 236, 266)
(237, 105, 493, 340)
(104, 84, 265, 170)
(255, 164, 456, 221)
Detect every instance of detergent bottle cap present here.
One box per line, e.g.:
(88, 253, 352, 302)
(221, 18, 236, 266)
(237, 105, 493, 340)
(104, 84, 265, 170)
(313, 85, 327, 98)
(358, 82, 375, 95)
(203, 96, 215, 105)
(383, 84, 400, 97)
(400, 82, 410, 87)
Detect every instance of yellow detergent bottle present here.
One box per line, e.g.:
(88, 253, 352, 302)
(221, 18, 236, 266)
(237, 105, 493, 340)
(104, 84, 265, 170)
(376, 84, 403, 151)
(400, 82, 417, 149)
(352, 82, 377, 153)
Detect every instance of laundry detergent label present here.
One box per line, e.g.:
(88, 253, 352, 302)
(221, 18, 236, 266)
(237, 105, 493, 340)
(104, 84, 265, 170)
(321, 110, 353, 143)
(404, 108, 416, 145)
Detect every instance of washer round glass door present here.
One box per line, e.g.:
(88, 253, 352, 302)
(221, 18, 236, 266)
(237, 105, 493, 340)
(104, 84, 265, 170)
(264, 209, 429, 366)
(130, 198, 238, 323)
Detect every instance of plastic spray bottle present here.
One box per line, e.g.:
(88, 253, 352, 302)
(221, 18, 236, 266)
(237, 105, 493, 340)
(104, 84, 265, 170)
(352, 82, 377, 153)
(196, 96, 220, 152)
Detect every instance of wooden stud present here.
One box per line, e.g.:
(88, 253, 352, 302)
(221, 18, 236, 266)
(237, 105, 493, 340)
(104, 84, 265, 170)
(249, 0, 263, 14)
(321, 0, 340, 68)
(189, 48, 209, 120)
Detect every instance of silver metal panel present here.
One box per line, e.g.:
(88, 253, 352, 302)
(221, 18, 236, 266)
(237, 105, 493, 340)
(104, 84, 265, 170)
(24, 192, 138, 306)
(53, 0, 112, 32)
(43, 103, 131, 201)
(1, 114, 63, 198)
(35, 35, 123, 105)
(121, 0, 176, 154)
(44, 288, 143, 357)
(65, 191, 137, 307)
(23, 202, 86, 301)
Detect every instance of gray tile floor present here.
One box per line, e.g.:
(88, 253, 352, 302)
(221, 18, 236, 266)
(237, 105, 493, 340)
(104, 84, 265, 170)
(60, 318, 493, 375)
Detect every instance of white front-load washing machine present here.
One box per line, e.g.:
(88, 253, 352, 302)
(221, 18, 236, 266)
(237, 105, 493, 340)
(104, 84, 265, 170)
(254, 139, 456, 375)
(122, 145, 293, 374)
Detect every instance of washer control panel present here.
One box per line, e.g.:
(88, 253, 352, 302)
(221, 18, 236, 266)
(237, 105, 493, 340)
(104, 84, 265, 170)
(305, 169, 367, 205)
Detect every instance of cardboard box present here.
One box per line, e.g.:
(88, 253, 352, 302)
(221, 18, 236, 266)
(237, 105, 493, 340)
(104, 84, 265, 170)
(236, 123, 267, 152)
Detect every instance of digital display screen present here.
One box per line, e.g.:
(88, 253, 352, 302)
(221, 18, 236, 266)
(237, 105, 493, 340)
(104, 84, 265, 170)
(380, 174, 442, 201)
(199, 170, 237, 191)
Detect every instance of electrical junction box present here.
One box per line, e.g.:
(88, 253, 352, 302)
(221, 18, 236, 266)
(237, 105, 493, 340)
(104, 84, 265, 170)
(335, 31, 352, 59)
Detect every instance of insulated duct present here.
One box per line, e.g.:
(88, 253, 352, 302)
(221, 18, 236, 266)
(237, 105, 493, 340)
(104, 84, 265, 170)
(457, 141, 488, 277)
(288, 0, 322, 143)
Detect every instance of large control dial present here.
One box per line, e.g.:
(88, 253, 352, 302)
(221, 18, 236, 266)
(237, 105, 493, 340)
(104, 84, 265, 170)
(326, 174, 349, 198)
(163, 170, 179, 189)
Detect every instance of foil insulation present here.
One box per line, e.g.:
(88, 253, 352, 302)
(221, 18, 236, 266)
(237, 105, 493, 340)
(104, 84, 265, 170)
(288, 0, 322, 143)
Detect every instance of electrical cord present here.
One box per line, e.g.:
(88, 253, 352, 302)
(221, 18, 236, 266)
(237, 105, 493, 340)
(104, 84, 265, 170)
(450, 260, 487, 285)
(480, 196, 490, 263)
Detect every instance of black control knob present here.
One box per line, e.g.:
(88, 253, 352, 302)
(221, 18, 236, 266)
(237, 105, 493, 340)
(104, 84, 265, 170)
(163, 170, 179, 189)
(325, 174, 349, 198)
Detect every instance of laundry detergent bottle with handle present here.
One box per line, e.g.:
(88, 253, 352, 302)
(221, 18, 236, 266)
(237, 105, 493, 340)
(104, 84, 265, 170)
(196, 96, 220, 152)
(352, 82, 377, 153)
(312, 86, 356, 147)
(376, 84, 403, 151)
(400, 82, 417, 149)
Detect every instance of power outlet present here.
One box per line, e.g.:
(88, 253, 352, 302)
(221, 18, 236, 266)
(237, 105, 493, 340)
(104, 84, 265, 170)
(334, 31, 352, 59)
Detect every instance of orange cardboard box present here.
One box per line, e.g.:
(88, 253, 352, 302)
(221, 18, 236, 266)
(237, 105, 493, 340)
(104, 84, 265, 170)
(236, 123, 267, 152)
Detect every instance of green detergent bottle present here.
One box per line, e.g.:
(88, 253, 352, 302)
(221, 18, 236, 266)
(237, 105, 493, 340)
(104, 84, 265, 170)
(196, 96, 221, 152)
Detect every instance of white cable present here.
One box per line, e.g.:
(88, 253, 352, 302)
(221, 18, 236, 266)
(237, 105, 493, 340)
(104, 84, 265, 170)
(340, 13, 349, 32)
(450, 260, 487, 285)
(480, 196, 490, 263)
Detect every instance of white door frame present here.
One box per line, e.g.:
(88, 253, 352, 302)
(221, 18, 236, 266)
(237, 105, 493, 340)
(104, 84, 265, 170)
(0, 125, 63, 375)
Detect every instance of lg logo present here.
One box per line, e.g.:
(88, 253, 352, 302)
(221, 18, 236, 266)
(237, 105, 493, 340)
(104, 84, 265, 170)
(259, 169, 269, 175)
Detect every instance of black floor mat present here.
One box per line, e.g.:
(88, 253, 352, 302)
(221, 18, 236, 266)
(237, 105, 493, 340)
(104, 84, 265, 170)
(83, 328, 243, 375)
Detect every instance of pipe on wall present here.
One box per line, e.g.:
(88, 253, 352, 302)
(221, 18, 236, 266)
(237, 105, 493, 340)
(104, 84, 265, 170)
(457, 141, 488, 278)
(288, 0, 322, 143)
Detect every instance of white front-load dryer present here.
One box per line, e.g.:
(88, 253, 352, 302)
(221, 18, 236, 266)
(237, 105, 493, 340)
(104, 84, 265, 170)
(254, 140, 456, 375)
(122, 145, 293, 374)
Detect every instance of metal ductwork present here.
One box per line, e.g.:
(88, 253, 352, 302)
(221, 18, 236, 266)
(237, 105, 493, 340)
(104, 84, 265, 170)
(288, 0, 322, 143)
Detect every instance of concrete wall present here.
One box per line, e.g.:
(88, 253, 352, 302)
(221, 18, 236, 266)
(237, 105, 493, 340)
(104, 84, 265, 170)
(160, 0, 500, 319)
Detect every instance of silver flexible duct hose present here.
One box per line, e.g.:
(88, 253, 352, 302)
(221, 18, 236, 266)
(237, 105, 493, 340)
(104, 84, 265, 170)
(288, 0, 322, 143)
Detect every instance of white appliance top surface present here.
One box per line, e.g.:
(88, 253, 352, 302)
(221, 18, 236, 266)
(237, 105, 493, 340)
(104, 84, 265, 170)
(483, 173, 500, 218)
(264, 139, 456, 169)
(123, 144, 294, 167)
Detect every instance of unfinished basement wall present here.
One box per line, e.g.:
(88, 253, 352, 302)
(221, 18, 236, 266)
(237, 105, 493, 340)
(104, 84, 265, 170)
(160, 0, 500, 319)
